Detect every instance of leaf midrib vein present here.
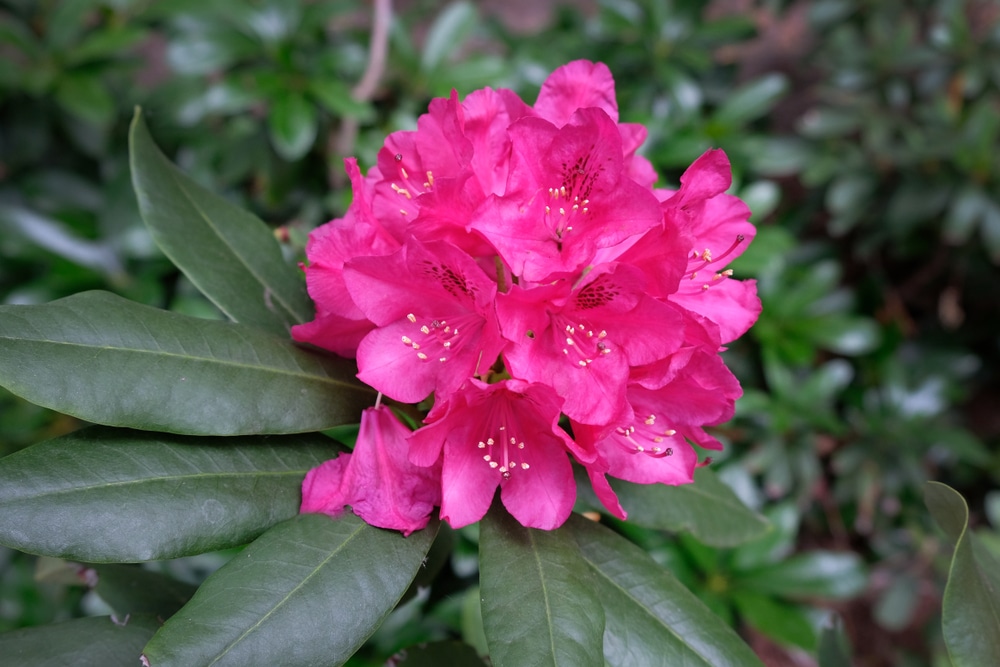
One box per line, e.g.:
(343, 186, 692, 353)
(1, 336, 359, 388)
(8, 469, 310, 501)
(170, 172, 303, 325)
(207, 522, 367, 666)
(582, 553, 719, 667)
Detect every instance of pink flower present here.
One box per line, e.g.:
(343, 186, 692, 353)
(294, 59, 760, 533)
(301, 405, 441, 536)
(470, 107, 663, 283)
(659, 150, 762, 343)
(497, 264, 686, 426)
(346, 238, 505, 404)
(575, 347, 742, 518)
(407, 379, 587, 530)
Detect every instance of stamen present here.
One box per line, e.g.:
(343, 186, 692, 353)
(688, 234, 746, 278)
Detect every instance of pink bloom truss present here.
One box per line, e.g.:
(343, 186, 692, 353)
(294, 60, 761, 534)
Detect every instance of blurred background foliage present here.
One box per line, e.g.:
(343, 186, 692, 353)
(1, 0, 998, 665)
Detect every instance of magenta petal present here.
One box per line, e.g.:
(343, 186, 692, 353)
(671, 277, 762, 344)
(500, 438, 575, 529)
(299, 406, 440, 536)
(534, 60, 619, 127)
(300, 455, 351, 514)
(471, 109, 662, 282)
(586, 468, 627, 520)
(439, 436, 500, 528)
(669, 149, 733, 207)
(460, 87, 516, 196)
(291, 313, 374, 359)
(409, 379, 579, 530)
(598, 435, 698, 485)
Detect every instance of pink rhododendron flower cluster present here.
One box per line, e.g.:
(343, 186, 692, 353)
(294, 60, 760, 534)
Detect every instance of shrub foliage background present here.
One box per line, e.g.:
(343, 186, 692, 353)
(1, 1, 999, 665)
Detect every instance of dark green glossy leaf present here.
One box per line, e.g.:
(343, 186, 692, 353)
(0, 426, 342, 561)
(91, 565, 198, 618)
(129, 109, 313, 336)
(576, 467, 769, 547)
(268, 93, 318, 161)
(0, 291, 374, 435)
(392, 640, 487, 666)
(0, 614, 160, 667)
(142, 514, 437, 667)
(479, 506, 604, 667)
(925, 482, 1000, 667)
(566, 515, 764, 667)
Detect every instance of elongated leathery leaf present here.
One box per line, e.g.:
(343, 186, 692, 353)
(142, 514, 437, 667)
(479, 505, 605, 667)
(91, 564, 198, 618)
(129, 108, 312, 336)
(0, 426, 342, 561)
(566, 514, 765, 667)
(0, 291, 374, 435)
(0, 615, 160, 667)
(575, 466, 769, 547)
(925, 482, 1000, 667)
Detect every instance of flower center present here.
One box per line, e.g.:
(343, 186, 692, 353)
(614, 412, 676, 458)
(544, 185, 591, 243)
(400, 312, 474, 363)
(477, 424, 529, 480)
(389, 154, 434, 217)
(559, 321, 612, 369)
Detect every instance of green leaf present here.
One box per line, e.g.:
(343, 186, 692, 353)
(0, 426, 342, 561)
(54, 73, 115, 127)
(713, 73, 788, 126)
(0, 291, 374, 435)
(730, 501, 800, 570)
(817, 613, 853, 667)
(267, 93, 318, 161)
(925, 481, 1000, 667)
(69, 26, 148, 65)
(731, 590, 816, 650)
(812, 316, 881, 356)
(737, 551, 867, 600)
(309, 80, 375, 120)
(0, 614, 160, 667)
(479, 506, 605, 667)
(129, 108, 313, 336)
(91, 565, 198, 618)
(44, 0, 99, 50)
(567, 515, 764, 667)
(576, 467, 770, 547)
(421, 2, 478, 72)
(0, 203, 123, 277)
(142, 513, 437, 667)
